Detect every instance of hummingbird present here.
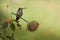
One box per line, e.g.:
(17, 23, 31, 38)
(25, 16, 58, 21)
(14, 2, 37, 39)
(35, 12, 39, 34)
(16, 8, 26, 21)
(11, 8, 28, 23)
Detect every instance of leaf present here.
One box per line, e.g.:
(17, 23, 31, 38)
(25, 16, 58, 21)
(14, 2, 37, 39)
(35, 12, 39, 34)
(17, 23, 22, 30)
(6, 35, 11, 40)
(0, 30, 7, 40)
(17, 23, 21, 27)
(11, 33, 15, 40)
(10, 22, 15, 32)
(2, 22, 8, 29)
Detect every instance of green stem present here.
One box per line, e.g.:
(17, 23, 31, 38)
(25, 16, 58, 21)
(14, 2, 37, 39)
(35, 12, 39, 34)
(11, 12, 29, 23)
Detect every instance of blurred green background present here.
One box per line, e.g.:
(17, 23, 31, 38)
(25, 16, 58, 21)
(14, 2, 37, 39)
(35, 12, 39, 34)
(0, 0, 60, 40)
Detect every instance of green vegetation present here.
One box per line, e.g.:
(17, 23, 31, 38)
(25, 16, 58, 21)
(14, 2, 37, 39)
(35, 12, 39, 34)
(0, 0, 60, 40)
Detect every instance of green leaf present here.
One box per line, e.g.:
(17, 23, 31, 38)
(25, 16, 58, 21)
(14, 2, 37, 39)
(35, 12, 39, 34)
(10, 22, 15, 32)
(17, 23, 21, 27)
(11, 33, 15, 40)
(6, 35, 11, 40)
(0, 33, 6, 40)
(2, 22, 8, 29)
(17, 23, 22, 30)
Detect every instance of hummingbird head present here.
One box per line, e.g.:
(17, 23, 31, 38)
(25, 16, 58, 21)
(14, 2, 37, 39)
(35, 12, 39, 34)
(18, 8, 26, 11)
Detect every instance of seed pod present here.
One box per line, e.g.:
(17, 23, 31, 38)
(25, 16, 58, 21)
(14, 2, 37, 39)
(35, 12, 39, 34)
(27, 21, 39, 32)
(5, 19, 12, 23)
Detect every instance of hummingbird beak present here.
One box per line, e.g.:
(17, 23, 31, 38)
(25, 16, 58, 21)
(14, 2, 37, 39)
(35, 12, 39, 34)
(23, 8, 27, 9)
(19, 8, 27, 9)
